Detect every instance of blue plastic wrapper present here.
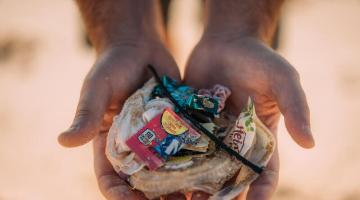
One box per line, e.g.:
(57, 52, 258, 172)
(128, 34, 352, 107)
(152, 76, 195, 108)
(153, 135, 184, 160)
(186, 94, 219, 114)
(152, 76, 220, 116)
(152, 132, 201, 160)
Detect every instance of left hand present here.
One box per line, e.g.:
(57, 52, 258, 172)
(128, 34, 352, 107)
(183, 36, 315, 200)
(58, 37, 180, 200)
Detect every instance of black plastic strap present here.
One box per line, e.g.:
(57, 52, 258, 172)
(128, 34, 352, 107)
(147, 65, 263, 174)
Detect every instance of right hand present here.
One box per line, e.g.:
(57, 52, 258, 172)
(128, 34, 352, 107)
(58, 37, 180, 200)
(184, 36, 314, 200)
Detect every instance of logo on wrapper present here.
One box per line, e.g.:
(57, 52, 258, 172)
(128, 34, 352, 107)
(138, 129, 156, 145)
(161, 110, 188, 135)
(126, 108, 200, 170)
(224, 98, 256, 156)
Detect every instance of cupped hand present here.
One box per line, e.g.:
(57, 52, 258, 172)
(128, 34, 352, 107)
(184, 36, 315, 200)
(58, 38, 180, 200)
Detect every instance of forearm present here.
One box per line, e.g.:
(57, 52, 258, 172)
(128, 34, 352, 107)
(204, 0, 284, 44)
(76, 0, 164, 53)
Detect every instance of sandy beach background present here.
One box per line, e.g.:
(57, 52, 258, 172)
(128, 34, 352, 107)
(0, 0, 359, 199)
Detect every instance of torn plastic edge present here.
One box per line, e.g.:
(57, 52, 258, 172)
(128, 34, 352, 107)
(147, 64, 264, 174)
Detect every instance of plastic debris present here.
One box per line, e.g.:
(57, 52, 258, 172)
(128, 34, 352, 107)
(126, 108, 201, 170)
(198, 84, 231, 112)
(223, 98, 256, 156)
(152, 76, 228, 117)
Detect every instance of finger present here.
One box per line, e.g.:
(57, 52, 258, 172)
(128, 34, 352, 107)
(58, 76, 111, 147)
(273, 73, 315, 148)
(93, 133, 146, 200)
(247, 147, 279, 200)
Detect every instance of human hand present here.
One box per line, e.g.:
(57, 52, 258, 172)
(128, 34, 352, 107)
(183, 36, 315, 200)
(58, 38, 180, 199)
(56, 0, 187, 199)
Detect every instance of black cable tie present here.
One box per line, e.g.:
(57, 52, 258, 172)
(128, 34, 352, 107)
(147, 65, 263, 174)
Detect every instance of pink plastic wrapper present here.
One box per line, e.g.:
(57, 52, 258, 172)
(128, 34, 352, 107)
(198, 84, 231, 112)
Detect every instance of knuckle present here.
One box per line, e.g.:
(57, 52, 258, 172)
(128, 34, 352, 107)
(72, 107, 98, 129)
(75, 107, 93, 119)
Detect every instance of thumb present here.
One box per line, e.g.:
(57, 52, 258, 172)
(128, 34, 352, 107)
(58, 77, 111, 147)
(274, 71, 315, 148)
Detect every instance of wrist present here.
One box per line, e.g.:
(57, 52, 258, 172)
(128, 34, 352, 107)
(203, 0, 283, 43)
(77, 0, 165, 53)
(96, 26, 163, 55)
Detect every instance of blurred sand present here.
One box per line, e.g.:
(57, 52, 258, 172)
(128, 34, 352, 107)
(0, 0, 359, 199)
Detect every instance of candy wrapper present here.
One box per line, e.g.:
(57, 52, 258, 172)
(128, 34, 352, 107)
(126, 108, 200, 170)
(106, 74, 275, 200)
(153, 76, 224, 117)
(198, 84, 231, 112)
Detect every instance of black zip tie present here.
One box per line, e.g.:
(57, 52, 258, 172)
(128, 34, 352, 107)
(147, 65, 264, 174)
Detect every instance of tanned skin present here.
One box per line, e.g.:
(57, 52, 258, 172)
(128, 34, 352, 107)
(58, 0, 180, 199)
(185, 1, 314, 199)
(59, 0, 315, 200)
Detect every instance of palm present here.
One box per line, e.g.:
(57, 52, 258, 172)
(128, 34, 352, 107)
(103, 45, 181, 134)
(184, 37, 314, 199)
(185, 38, 290, 131)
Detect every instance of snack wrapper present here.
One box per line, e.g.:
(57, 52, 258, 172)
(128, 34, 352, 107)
(223, 98, 256, 156)
(198, 84, 231, 112)
(106, 76, 275, 200)
(186, 95, 219, 115)
(153, 76, 223, 116)
(126, 108, 201, 170)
